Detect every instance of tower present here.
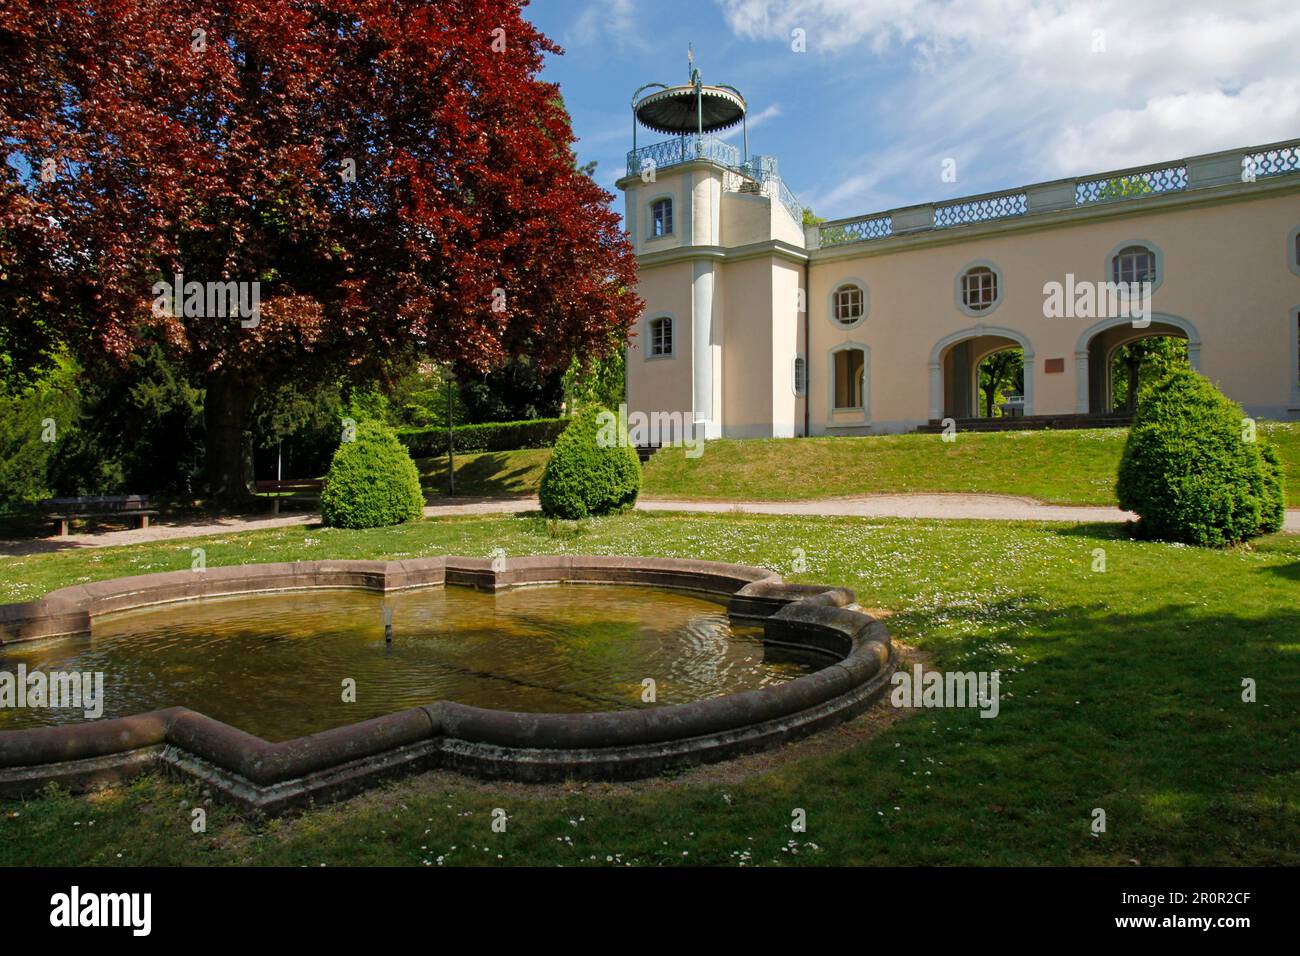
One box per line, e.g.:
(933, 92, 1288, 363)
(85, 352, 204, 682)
(618, 58, 806, 441)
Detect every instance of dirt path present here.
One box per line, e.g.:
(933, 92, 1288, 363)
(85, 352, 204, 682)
(3, 493, 1296, 556)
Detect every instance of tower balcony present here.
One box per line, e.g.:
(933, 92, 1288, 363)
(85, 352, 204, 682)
(626, 136, 803, 223)
(626, 134, 740, 177)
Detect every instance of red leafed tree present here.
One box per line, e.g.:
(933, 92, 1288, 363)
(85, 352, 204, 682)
(0, 0, 640, 499)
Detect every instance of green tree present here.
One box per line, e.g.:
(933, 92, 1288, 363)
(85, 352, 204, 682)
(0, 356, 78, 509)
(563, 346, 625, 414)
(1110, 337, 1187, 412)
(978, 349, 1024, 417)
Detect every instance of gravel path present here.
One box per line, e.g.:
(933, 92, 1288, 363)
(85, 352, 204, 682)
(3, 493, 1296, 556)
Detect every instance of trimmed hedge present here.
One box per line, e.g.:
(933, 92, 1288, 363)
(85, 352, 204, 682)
(538, 405, 641, 519)
(1116, 366, 1286, 546)
(397, 417, 567, 458)
(320, 420, 425, 529)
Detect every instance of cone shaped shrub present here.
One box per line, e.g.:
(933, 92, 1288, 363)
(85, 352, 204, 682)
(1116, 366, 1286, 546)
(539, 405, 641, 519)
(320, 420, 425, 529)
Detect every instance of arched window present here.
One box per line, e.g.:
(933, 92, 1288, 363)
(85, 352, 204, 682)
(961, 266, 998, 311)
(648, 316, 673, 357)
(1290, 225, 1300, 277)
(1112, 244, 1157, 285)
(650, 198, 673, 238)
(832, 283, 866, 325)
(833, 348, 865, 409)
(792, 355, 807, 396)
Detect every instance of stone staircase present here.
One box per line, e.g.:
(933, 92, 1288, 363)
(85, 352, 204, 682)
(912, 413, 1133, 434)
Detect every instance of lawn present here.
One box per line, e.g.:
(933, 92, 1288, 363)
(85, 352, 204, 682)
(641, 421, 1300, 506)
(403, 422, 1300, 507)
(414, 448, 550, 499)
(2, 511, 1297, 866)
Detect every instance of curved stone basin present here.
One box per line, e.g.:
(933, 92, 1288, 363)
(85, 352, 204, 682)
(0, 556, 895, 813)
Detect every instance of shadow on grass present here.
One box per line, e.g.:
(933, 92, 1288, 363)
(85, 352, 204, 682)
(1262, 560, 1300, 581)
(851, 595, 1300, 865)
(419, 451, 543, 499)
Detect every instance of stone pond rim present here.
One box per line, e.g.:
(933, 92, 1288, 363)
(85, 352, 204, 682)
(0, 556, 896, 814)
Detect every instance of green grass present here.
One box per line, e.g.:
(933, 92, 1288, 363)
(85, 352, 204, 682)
(2, 510, 1297, 865)
(413, 447, 550, 498)
(405, 423, 1300, 507)
(643, 421, 1300, 506)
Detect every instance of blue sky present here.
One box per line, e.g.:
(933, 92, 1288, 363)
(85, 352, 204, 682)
(527, 0, 1300, 221)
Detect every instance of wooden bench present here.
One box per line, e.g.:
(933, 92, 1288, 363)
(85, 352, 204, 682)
(254, 479, 324, 514)
(40, 495, 159, 537)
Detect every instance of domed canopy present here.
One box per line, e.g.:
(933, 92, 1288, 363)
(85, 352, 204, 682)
(634, 83, 746, 135)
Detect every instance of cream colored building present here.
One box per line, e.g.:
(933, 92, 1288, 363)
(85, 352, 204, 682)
(618, 91, 1300, 438)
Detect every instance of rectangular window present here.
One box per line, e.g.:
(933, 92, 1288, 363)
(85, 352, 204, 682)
(651, 200, 673, 237)
(835, 287, 863, 323)
(1114, 250, 1155, 285)
(963, 269, 997, 310)
(651, 318, 672, 356)
(834, 349, 864, 409)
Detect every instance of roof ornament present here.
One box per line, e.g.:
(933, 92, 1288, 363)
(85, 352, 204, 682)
(630, 50, 749, 162)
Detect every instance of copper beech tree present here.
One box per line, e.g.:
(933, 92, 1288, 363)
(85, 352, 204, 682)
(0, 0, 640, 499)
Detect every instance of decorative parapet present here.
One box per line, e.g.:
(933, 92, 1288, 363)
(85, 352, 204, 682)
(1074, 163, 1186, 204)
(1248, 142, 1300, 178)
(935, 192, 1028, 226)
(813, 137, 1300, 250)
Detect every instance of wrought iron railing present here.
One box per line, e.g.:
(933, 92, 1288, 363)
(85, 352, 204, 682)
(626, 139, 804, 224)
(626, 135, 740, 176)
(739, 155, 802, 222)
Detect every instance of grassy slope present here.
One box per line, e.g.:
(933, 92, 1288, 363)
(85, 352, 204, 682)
(413, 448, 550, 498)
(642, 422, 1300, 505)
(407, 423, 1300, 507)
(2, 512, 1297, 866)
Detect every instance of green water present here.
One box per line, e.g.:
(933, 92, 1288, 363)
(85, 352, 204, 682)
(0, 585, 810, 741)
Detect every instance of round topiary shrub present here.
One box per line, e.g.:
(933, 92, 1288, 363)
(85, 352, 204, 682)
(1256, 440, 1287, 535)
(1116, 366, 1285, 546)
(539, 405, 641, 519)
(320, 420, 426, 529)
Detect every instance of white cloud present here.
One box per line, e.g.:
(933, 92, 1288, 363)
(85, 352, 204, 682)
(568, 0, 652, 53)
(717, 102, 783, 145)
(715, 0, 1300, 216)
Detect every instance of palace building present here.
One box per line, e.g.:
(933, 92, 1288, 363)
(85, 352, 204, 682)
(617, 71, 1300, 438)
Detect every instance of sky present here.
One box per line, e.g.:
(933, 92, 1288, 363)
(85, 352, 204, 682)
(526, 0, 1300, 221)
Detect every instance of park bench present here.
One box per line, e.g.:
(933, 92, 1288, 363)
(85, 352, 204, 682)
(40, 495, 159, 537)
(254, 478, 325, 514)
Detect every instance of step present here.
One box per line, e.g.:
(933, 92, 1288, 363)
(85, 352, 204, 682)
(913, 414, 1132, 434)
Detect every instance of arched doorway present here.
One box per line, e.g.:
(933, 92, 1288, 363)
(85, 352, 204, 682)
(928, 327, 1035, 420)
(1074, 314, 1201, 414)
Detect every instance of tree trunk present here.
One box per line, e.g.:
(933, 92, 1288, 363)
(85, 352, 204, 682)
(1125, 356, 1140, 413)
(204, 372, 258, 504)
